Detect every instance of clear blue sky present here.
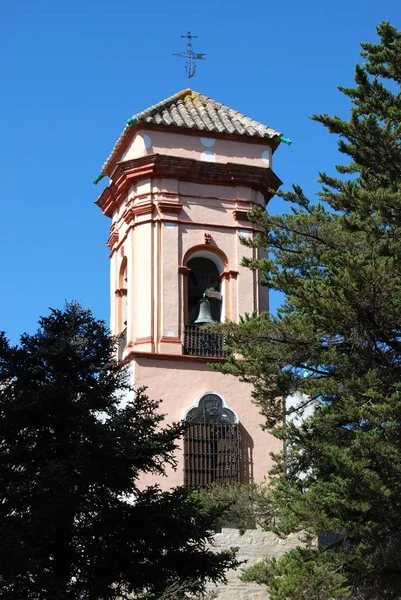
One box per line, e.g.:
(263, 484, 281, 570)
(1, 0, 399, 343)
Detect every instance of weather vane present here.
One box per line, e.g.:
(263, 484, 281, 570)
(173, 31, 205, 79)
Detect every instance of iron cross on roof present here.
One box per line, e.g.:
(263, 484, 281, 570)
(173, 31, 205, 79)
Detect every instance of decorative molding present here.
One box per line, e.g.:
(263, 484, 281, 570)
(122, 208, 136, 224)
(220, 270, 239, 281)
(133, 203, 154, 217)
(181, 220, 256, 232)
(154, 191, 179, 200)
(115, 288, 127, 297)
(109, 218, 258, 260)
(96, 154, 282, 218)
(122, 203, 153, 223)
(160, 336, 182, 344)
(134, 336, 154, 345)
(183, 244, 229, 269)
(142, 190, 261, 206)
(178, 266, 191, 276)
(122, 350, 227, 364)
(158, 200, 183, 215)
(204, 233, 212, 245)
(106, 231, 119, 249)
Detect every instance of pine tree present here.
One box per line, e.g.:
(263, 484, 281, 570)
(214, 22, 401, 599)
(0, 303, 237, 600)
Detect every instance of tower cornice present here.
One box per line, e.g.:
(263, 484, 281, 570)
(95, 154, 282, 218)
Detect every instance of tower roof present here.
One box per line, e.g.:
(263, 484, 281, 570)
(101, 89, 282, 175)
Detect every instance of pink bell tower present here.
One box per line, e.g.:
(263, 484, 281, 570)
(95, 89, 283, 490)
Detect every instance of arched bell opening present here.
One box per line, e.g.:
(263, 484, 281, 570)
(183, 246, 227, 357)
(182, 248, 227, 357)
(187, 256, 222, 325)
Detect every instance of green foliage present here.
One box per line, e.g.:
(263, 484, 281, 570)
(214, 22, 401, 600)
(193, 482, 274, 533)
(241, 548, 350, 600)
(0, 303, 238, 599)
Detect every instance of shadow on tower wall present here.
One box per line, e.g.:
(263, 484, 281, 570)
(239, 423, 254, 483)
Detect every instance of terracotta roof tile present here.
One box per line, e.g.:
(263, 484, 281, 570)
(102, 89, 281, 174)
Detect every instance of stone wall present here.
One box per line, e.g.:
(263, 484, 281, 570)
(206, 526, 300, 600)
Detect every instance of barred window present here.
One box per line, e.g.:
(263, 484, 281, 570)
(184, 394, 239, 488)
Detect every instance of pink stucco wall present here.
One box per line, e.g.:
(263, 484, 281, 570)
(120, 129, 273, 169)
(133, 357, 281, 490)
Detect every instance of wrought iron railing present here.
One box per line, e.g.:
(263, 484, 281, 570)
(117, 327, 127, 361)
(183, 325, 227, 357)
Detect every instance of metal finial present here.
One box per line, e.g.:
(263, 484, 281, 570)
(173, 31, 205, 80)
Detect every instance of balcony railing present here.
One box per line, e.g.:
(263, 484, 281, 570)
(183, 325, 226, 358)
(117, 327, 127, 361)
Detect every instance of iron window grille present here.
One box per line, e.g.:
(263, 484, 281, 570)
(184, 394, 239, 487)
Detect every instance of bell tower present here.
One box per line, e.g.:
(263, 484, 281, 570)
(95, 89, 283, 489)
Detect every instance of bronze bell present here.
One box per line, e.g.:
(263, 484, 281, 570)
(194, 293, 214, 325)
